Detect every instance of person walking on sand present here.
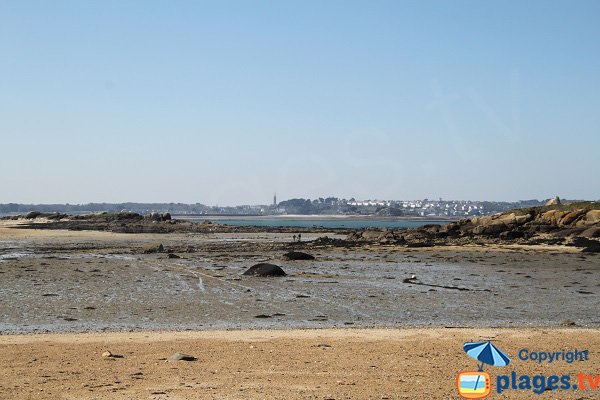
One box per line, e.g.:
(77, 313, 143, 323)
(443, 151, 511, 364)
(297, 233, 301, 242)
(292, 235, 296, 243)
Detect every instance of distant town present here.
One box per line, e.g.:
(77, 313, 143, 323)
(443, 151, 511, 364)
(0, 196, 574, 219)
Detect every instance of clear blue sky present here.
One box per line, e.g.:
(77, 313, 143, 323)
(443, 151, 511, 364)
(1, 1, 598, 205)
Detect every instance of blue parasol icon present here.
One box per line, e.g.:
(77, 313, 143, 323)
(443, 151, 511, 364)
(463, 341, 511, 371)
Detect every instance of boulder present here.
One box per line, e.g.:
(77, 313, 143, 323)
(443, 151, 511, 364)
(585, 210, 600, 225)
(142, 243, 164, 254)
(168, 352, 196, 361)
(514, 214, 533, 225)
(540, 210, 566, 225)
(243, 263, 287, 277)
(283, 251, 315, 260)
(545, 196, 561, 206)
(24, 211, 42, 219)
(145, 212, 162, 222)
(559, 209, 586, 226)
(579, 227, 600, 238)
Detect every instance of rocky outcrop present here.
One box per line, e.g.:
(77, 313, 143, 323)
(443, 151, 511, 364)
(345, 202, 600, 251)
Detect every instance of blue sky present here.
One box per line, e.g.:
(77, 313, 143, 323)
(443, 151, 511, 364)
(1, 1, 598, 205)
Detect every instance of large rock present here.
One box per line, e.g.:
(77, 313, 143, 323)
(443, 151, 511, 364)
(579, 227, 600, 239)
(545, 196, 561, 206)
(540, 210, 566, 225)
(24, 211, 42, 219)
(243, 263, 287, 277)
(585, 210, 600, 225)
(559, 209, 586, 226)
(283, 251, 315, 260)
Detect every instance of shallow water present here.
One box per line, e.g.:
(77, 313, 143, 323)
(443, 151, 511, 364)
(191, 218, 450, 229)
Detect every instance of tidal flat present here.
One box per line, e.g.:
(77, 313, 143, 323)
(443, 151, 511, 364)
(1, 222, 598, 333)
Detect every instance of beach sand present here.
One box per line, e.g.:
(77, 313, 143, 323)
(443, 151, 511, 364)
(1, 328, 599, 399)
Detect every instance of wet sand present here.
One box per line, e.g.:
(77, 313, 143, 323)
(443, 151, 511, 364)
(0, 221, 599, 332)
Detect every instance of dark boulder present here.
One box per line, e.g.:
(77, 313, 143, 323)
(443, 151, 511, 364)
(283, 251, 315, 260)
(243, 263, 287, 277)
(25, 211, 42, 219)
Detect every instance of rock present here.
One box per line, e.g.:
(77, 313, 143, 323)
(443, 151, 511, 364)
(569, 237, 600, 253)
(585, 210, 600, 224)
(360, 229, 386, 241)
(559, 209, 586, 226)
(283, 251, 315, 260)
(580, 227, 600, 238)
(560, 320, 577, 327)
(545, 196, 561, 206)
(46, 212, 68, 220)
(499, 230, 525, 240)
(101, 351, 122, 358)
(167, 253, 180, 259)
(24, 211, 42, 219)
(143, 243, 164, 254)
(243, 263, 286, 277)
(514, 214, 533, 225)
(168, 352, 196, 361)
(540, 210, 566, 225)
(472, 224, 506, 236)
(145, 212, 162, 222)
(421, 224, 442, 233)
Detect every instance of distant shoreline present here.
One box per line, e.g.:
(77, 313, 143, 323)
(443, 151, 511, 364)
(174, 214, 458, 222)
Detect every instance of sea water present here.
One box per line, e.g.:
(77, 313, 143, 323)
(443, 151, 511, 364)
(188, 218, 450, 229)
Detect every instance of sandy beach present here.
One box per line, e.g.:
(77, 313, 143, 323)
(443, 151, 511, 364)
(1, 328, 599, 399)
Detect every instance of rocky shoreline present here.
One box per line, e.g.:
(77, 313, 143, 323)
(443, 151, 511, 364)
(5, 202, 600, 252)
(348, 202, 600, 252)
